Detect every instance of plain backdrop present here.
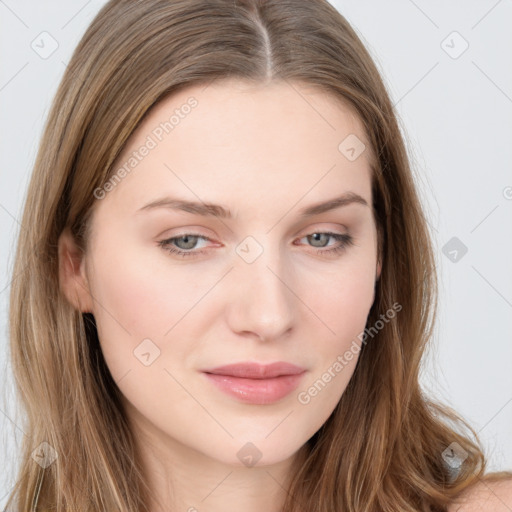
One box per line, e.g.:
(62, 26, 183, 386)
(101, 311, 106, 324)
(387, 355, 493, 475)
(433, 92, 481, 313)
(1, 0, 511, 506)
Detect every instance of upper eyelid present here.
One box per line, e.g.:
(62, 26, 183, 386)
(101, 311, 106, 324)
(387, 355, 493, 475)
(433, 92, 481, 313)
(158, 216, 354, 241)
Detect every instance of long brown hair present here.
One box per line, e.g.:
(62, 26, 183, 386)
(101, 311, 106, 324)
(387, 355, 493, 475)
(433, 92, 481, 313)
(5, 0, 511, 510)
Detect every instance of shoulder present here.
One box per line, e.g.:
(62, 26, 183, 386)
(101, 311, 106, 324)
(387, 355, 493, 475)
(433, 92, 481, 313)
(447, 477, 512, 512)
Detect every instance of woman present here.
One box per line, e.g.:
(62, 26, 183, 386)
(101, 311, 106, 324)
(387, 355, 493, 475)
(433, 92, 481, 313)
(5, 0, 512, 510)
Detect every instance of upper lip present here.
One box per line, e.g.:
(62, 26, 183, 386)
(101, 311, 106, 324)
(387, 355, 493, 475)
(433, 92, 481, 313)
(202, 362, 306, 379)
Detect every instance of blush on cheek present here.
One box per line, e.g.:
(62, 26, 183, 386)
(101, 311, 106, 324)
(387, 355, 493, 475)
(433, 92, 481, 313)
(89, 252, 200, 379)
(323, 271, 375, 324)
(88, 261, 157, 377)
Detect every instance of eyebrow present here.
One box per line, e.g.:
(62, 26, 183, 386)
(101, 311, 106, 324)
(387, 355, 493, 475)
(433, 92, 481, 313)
(136, 191, 369, 218)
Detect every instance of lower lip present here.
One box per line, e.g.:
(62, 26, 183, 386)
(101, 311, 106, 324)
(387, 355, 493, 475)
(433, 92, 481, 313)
(203, 372, 306, 405)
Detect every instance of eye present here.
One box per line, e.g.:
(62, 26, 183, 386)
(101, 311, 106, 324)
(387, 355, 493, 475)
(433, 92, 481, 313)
(158, 233, 212, 259)
(295, 232, 355, 256)
(158, 231, 355, 259)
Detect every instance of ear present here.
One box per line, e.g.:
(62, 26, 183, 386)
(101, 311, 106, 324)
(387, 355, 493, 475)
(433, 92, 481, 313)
(58, 227, 93, 313)
(375, 227, 383, 282)
(376, 256, 382, 282)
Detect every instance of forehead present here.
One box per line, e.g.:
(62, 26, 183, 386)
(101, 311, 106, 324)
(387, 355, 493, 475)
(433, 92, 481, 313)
(101, 79, 374, 218)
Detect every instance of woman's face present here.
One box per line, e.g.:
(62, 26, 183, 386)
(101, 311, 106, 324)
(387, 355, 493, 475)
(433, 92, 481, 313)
(62, 79, 381, 468)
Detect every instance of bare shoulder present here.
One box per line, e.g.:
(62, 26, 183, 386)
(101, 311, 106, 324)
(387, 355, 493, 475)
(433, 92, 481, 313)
(447, 478, 512, 512)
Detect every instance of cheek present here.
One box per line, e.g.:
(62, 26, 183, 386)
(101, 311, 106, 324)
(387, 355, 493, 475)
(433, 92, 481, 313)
(86, 239, 196, 377)
(298, 226, 378, 340)
(293, 280, 374, 437)
(301, 259, 375, 402)
(308, 261, 376, 339)
(295, 267, 375, 419)
(86, 236, 229, 388)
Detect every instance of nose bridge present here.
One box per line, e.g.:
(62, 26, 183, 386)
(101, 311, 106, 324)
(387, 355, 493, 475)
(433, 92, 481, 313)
(229, 234, 295, 339)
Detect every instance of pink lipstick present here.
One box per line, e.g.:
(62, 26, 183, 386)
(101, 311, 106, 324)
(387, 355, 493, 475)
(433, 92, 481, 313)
(201, 362, 306, 405)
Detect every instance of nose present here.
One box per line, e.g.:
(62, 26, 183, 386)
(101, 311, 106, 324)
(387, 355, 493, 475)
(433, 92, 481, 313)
(226, 244, 296, 342)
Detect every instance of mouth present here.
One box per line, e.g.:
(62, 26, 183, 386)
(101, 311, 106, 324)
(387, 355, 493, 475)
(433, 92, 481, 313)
(201, 362, 306, 405)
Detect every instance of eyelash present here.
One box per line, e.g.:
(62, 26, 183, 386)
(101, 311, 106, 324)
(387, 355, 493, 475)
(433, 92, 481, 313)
(157, 231, 355, 259)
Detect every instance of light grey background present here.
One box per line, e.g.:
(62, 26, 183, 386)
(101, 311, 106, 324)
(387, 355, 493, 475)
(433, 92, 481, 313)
(1, 0, 511, 506)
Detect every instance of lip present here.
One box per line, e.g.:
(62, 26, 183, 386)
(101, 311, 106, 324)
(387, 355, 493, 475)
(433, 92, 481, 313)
(203, 362, 306, 378)
(201, 362, 306, 405)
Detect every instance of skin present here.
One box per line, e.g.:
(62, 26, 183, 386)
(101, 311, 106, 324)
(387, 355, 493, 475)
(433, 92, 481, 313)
(59, 79, 382, 512)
